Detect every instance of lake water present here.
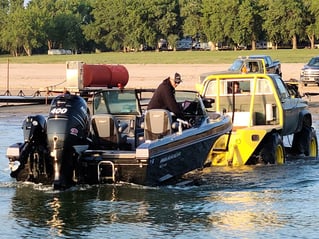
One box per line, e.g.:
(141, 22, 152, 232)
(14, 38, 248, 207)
(1, 111, 319, 239)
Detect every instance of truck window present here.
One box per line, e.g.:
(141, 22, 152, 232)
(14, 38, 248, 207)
(274, 76, 289, 99)
(248, 61, 260, 73)
(205, 80, 218, 96)
(229, 59, 243, 71)
(227, 80, 250, 94)
(256, 79, 272, 94)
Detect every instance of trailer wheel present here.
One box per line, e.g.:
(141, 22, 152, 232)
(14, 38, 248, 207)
(259, 133, 285, 164)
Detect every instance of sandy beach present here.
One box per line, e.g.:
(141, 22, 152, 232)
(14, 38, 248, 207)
(0, 63, 306, 94)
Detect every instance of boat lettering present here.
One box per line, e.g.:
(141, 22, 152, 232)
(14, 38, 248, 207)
(160, 151, 181, 164)
(51, 107, 68, 114)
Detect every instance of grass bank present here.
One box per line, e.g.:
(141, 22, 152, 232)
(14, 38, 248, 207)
(0, 49, 318, 64)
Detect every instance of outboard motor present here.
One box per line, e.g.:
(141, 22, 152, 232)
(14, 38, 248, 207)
(46, 94, 90, 189)
(7, 115, 52, 183)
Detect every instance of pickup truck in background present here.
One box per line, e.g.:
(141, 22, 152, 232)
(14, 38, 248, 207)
(228, 57, 267, 74)
(198, 56, 281, 90)
(247, 55, 282, 76)
(300, 55, 319, 86)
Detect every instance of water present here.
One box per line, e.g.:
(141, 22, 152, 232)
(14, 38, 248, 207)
(1, 110, 319, 239)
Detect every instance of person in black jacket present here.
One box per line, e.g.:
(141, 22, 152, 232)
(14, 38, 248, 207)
(147, 72, 184, 119)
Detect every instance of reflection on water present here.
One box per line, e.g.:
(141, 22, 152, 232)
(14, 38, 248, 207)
(206, 191, 281, 233)
(1, 111, 319, 238)
(47, 197, 64, 237)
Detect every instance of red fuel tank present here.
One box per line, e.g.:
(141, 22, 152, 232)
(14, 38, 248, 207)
(83, 64, 129, 88)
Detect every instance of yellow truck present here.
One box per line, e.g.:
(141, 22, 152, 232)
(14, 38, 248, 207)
(199, 73, 318, 166)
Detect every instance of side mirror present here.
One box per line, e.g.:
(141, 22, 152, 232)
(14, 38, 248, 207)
(203, 97, 215, 108)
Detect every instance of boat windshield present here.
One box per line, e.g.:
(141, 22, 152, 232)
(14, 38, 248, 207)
(175, 91, 199, 102)
(93, 90, 139, 115)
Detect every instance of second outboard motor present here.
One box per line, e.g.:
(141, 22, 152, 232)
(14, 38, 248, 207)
(46, 93, 90, 189)
(7, 115, 52, 183)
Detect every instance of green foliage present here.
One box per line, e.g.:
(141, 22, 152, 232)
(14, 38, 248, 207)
(1, 0, 319, 56)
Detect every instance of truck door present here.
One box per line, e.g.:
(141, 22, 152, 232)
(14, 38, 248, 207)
(273, 76, 298, 135)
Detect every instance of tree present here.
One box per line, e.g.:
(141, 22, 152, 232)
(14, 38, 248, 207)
(285, 0, 305, 49)
(0, 0, 28, 56)
(262, 0, 304, 49)
(83, 0, 180, 51)
(201, 0, 240, 50)
(237, 0, 264, 50)
(28, 0, 88, 52)
(21, 4, 47, 55)
(304, 0, 319, 48)
(179, 0, 203, 40)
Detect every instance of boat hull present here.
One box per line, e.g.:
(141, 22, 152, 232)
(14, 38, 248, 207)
(78, 118, 232, 186)
(6, 89, 232, 188)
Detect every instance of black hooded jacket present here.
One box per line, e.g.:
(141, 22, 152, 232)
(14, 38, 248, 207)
(147, 77, 184, 119)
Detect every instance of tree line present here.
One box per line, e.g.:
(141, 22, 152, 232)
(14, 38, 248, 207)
(1, 0, 319, 56)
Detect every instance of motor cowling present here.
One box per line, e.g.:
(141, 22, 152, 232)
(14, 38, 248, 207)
(46, 94, 90, 189)
(22, 115, 47, 144)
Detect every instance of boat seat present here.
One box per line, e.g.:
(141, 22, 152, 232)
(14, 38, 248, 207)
(91, 114, 128, 149)
(144, 109, 173, 140)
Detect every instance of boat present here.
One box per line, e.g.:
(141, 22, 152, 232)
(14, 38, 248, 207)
(6, 87, 232, 189)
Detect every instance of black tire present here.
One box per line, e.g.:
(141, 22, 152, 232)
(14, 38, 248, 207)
(258, 132, 285, 164)
(292, 124, 317, 157)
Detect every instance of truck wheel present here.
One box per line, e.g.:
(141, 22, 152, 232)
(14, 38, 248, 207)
(309, 129, 318, 158)
(292, 124, 316, 156)
(259, 133, 285, 164)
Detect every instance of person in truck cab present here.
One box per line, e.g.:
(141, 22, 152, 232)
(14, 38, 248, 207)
(228, 81, 241, 94)
(250, 62, 259, 73)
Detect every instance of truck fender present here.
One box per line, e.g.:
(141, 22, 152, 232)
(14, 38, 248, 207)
(296, 110, 312, 132)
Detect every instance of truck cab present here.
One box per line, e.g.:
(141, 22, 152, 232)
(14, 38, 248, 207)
(228, 58, 266, 74)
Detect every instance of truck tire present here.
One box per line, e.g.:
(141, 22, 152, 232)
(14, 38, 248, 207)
(309, 128, 318, 158)
(292, 123, 317, 157)
(259, 132, 285, 164)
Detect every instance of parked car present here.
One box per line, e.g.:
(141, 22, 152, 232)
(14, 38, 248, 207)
(300, 56, 319, 86)
(48, 49, 72, 55)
